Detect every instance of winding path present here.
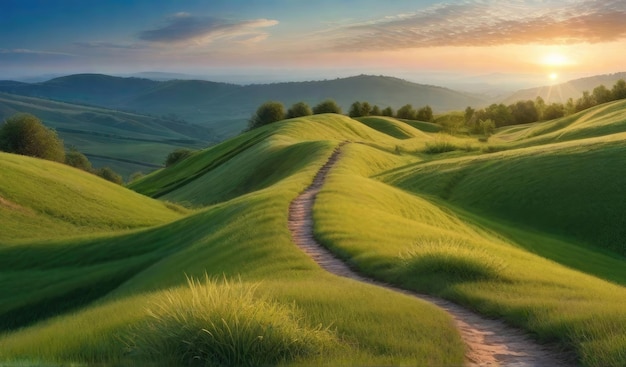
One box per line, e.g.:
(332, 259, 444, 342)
(288, 142, 572, 366)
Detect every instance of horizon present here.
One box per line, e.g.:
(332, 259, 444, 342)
(2, 1, 626, 91)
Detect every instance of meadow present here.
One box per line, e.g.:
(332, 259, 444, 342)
(1, 100, 625, 366)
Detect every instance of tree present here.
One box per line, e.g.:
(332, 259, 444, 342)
(543, 103, 565, 120)
(480, 103, 514, 127)
(396, 104, 416, 119)
(509, 100, 538, 125)
(370, 105, 381, 116)
(479, 119, 496, 137)
(165, 148, 195, 167)
(348, 101, 363, 117)
(612, 79, 626, 100)
(464, 106, 475, 124)
(416, 105, 434, 122)
(312, 99, 342, 114)
(95, 167, 123, 185)
(286, 101, 312, 119)
(361, 102, 371, 116)
(65, 147, 92, 172)
(565, 98, 576, 115)
(249, 101, 285, 129)
(535, 96, 546, 120)
(381, 106, 394, 117)
(575, 91, 596, 112)
(593, 85, 612, 105)
(0, 113, 65, 162)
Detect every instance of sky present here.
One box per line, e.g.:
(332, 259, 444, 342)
(1, 0, 626, 90)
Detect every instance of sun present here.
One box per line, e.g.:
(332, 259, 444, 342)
(549, 72, 558, 81)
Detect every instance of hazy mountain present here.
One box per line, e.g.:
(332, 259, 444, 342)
(0, 74, 488, 139)
(502, 72, 626, 105)
(0, 92, 216, 178)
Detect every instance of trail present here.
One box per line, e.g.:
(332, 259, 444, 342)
(288, 142, 572, 366)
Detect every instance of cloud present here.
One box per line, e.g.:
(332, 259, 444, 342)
(0, 48, 76, 56)
(138, 13, 278, 45)
(326, 0, 626, 51)
(72, 41, 146, 50)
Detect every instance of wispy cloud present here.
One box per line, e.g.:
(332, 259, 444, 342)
(0, 48, 76, 56)
(73, 41, 146, 50)
(326, 0, 626, 51)
(138, 13, 278, 45)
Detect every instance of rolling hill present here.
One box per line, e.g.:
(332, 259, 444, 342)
(0, 92, 216, 178)
(502, 72, 626, 104)
(0, 73, 487, 139)
(1, 105, 625, 366)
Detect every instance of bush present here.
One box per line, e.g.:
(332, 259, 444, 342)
(249, 101, 285, 129)
(416, 105, 433, 122)
(286, 102, 312, 119)
(65, 147, 92, 172)
(0, 113, 65, 162)
(312, 99, 342, 114)
(95, 167, 123, 185)
(129, 275, 335, 366)
(165, 148, 195, 167)
(396, 104, 416, 120)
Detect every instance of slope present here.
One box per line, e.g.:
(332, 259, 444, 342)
(0, 92, 215, 178)
(0, 151, 187, 244)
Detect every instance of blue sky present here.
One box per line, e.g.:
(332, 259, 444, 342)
(2, 0, 626, 87)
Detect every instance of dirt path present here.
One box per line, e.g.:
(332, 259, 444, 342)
(288, 142, 573, 366)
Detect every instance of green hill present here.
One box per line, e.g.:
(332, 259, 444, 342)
(1, 110, 625, 366)
(0, 92, 216, 178)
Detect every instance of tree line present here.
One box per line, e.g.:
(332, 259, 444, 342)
(249, 99, 434, 129)
(465, 79, 626, 129)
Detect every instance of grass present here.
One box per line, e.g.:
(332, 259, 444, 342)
(2, 111, 626, 366)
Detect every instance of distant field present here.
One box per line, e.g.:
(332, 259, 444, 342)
(0, 92, 215, 178)
(1, 105, 625, 366)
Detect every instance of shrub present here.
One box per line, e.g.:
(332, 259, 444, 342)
(95, 167, 123, 185)
(0, 113, 65, 162)
(416, 105, 433, 122)
(424, 140, 458, 154)
(165, 148, 195, 167)
(249, 101, 285, 129)
(65, 147, 92, 172)
(129, 275, 335, 367)
(312, 99, 342, 114)
(286, 102, 312, 119)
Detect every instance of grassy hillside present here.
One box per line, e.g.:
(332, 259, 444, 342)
(1, 111, 625, 366)
(0, 92, 215, 178)
(0, 152, 187, 243)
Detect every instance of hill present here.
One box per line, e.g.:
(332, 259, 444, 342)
(502, 72, 626, 104)
(1, 112, 625, 366)
(0, 74, 487, 139)
(0, 92, 216, 178)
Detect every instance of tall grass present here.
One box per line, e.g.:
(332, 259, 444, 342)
(129, 275, 336, 366)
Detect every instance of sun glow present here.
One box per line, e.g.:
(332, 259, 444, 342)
(549, 72, 558, 81)
(542, 53, 569, 67)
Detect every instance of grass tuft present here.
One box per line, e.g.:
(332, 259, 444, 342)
(128, 275, 336, 366)
(401, 239, 507, 282)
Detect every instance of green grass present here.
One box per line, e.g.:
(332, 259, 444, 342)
(0, 152, 186, 243)
(2, 111, 626, 366)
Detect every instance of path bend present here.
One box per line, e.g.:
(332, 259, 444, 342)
(288, 142, 572, 367)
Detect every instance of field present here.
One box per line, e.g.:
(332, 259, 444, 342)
(1, 101, 625, 366)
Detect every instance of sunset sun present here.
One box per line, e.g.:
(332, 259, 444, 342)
(542, 52, 570, 67)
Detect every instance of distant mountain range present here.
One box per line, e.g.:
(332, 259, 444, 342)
(0, 74, 488, 139)
(501, 72, 626, 105)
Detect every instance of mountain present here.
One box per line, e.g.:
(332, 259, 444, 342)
(0, 92, 216, 178)
(0, 74, 488, 139)
(502, 72, 626, 105)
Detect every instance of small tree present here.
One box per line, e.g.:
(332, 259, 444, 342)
(416, 105, 434, 122)
(65, 147, 92, 172)
(396, 104, 416, 119)
(165, 148, 195, 167)
(348, 101, 363, 117)
(479, 119, 496, 137)
(612, 79, 626, 100)
(381, 106, 394, 117)
(370, 105, 381, 116)
(249, 101, 285, 129)
(286, 102, 312, 119)
(95, 167, 123, 185)
(0, 113, 65, 162)
(593, 85, 612, 105)
(361, 102, 371, 116)
(543, 103, 565, 120)
(312, 99, 342, 114)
